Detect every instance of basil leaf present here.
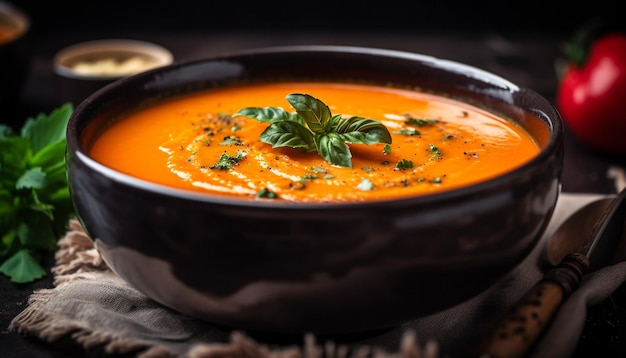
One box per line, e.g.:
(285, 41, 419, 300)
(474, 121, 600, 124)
(234, 93, 393, 168)
(317, 133, 352, 168)
(334, 116, 393, 144)
(286, 93, 331, 134)
(260, 121, 316, 151)
(234, 106, 304, 125)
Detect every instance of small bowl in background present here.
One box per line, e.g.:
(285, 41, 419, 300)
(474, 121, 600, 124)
(53, 39, 174, 107)
(0, 0, 31, 128)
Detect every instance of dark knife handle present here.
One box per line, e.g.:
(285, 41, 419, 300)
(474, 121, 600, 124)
(473, 252, 590, 358)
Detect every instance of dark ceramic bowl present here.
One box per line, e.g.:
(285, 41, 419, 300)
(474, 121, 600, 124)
(66, 45, 564, 335)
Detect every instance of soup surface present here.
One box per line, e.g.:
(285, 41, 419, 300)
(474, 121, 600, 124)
(88, 82, 540, 202)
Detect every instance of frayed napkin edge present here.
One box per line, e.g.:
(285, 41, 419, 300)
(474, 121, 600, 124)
(187, 330, 439, 358)
(8, 219, 159, 356)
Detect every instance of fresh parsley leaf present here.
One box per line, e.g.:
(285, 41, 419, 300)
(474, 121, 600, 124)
(234, 93, 392, 168)
(22, 104, 73, 154)
(16, 167, 47, 189)
(0, 249, 47, 283)
(0, 103, 75, 284)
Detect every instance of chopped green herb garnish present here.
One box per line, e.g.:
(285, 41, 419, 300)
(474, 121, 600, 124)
(393, 128, 420, 136)
(219, 135, 243, 146)
(383, 143, 392, 154)
(301, 173, 318, 181)
(404, 116, 439, 126)
(429, 144, 442, 160)
(357, 178, 374, 191)
(256, 187, 277, 199)
(310, 167, 328, 174)
(395, 159, 414, 170)
(233, 93, 392, 168)
(209, 150, 247, 170)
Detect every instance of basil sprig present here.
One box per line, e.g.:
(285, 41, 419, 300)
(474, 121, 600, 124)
(234, 93, 392, 168)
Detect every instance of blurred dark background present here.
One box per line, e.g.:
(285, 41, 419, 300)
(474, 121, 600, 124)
(3, 0, 617, 130)
(13, 0, 615, 37)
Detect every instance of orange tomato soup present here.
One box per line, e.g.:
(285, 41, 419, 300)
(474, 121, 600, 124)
(88, 82, 540, 202)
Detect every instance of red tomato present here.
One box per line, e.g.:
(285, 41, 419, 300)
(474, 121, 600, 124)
(557, 33, 626, 154)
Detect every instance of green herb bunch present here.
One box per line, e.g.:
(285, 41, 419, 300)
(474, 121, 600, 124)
(234, 93, 392, 168)
(0, 103, 75, 283)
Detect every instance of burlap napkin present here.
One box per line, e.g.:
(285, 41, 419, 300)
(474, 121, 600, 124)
(8, 192, 626, 358)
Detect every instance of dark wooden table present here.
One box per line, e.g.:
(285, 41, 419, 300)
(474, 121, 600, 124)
(2, 24, 626, 357)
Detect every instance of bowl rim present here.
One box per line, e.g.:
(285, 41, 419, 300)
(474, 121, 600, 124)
(53, 38, 174, 80)
(67, 44, 563, 209)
